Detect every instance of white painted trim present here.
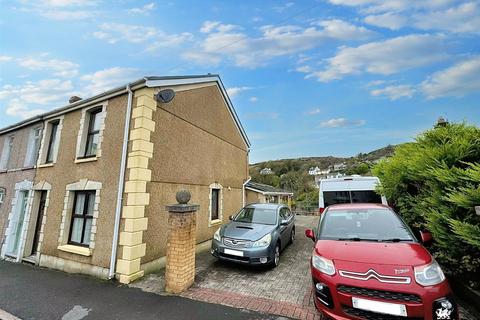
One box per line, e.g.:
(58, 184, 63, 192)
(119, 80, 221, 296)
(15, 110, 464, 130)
(245, 186, 293, 196)
(28, 181, 52, 263)
(208, 183, 223, 227)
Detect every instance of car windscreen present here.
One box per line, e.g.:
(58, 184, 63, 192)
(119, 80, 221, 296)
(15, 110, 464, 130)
(234, 207, 277, 225)
(318, 208, 415, 242)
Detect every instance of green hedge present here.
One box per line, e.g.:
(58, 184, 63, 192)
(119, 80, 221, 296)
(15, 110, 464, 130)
(373, 122, 480, 288)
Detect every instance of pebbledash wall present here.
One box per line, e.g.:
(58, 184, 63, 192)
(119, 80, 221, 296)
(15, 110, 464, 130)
(0, 75, 250, 284)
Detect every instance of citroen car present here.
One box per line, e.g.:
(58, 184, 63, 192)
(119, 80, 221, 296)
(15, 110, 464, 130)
(211, 203, 295, 267)
(305, 203, 457, 320)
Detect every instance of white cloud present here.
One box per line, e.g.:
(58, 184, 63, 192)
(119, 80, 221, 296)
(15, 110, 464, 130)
(18, 57, 79, 77)
(305, 34, 447, 82)
(364, 12, 407, 30)
(370, 84, 415, 100)
(273, 2, 294, 12)
(18, 0, 98, 20)
(305, 108, 321, 115)
(414, 2, 480, 34)
(320, 118, 366, 128)
(80, 67, 140, 96)
(249, 96, 258, 103)
(93, 23, 192, 51)
(0, 56, 13, 62)
(128, 2, 155, 15)
(184, 19, 374, 68)
(421, 56, 480, 99)
(328, 0, 453, 14)
(226, 86, 251, 97)
(0, 78, 75, 119)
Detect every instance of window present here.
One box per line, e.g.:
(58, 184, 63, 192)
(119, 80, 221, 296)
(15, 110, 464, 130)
(0, 188, 5, 205)
(25, 127, 42, 167)
(323, 190, 382, 207)
(0, 135, 14, 170)
(68, 191, 95, 247)
(83, 108, 101, 157)
(211, 188, 220, 221)
(45, 121, 59, 163)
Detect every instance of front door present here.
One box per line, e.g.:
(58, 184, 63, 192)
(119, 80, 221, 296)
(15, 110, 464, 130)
(6, 190, 29, 257)
(31, 191, 47, 256)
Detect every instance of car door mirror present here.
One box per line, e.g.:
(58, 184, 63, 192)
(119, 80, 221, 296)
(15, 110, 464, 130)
(281, 219, 289, 226)
(305, 229, 315, 241)
(229, 215, 234, 221)
(420, 230, 432, 245)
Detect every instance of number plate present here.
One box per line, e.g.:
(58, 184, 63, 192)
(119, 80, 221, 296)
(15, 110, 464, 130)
(224, 248, 244, 257)
(352, 297, 407, 317)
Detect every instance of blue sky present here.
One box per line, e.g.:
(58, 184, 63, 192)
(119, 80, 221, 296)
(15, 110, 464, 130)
(0, 0, 479, 163)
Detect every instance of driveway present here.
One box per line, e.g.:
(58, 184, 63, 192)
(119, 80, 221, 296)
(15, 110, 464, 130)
(132, 215, 321, 320)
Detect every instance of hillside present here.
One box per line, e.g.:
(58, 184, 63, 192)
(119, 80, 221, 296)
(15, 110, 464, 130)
(248, 145, 397, 209)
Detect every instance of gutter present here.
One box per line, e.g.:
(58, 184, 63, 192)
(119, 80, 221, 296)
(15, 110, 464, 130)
(109, 84, 134, 279)
(242, 176, 252, 207)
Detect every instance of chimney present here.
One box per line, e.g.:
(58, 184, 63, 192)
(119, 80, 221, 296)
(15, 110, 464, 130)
(69, 96, 82, 104)
(435, 116, 449, 128)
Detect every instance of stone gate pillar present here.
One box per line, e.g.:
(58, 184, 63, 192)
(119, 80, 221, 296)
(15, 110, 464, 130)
(165, 190, 199, 294)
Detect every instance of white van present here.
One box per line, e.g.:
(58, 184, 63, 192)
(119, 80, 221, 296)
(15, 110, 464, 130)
(318, 175, 387, 213)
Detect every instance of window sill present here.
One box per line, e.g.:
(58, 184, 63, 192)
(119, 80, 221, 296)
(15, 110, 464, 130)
(209, 219, 222, 227)
(38, 163, 54, 168)
(58, 244, 91, 256)
(75, 156, 97, 164)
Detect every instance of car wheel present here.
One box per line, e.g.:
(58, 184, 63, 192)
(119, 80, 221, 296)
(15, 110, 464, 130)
(289, 228, 295, 244)
(272, 243, 280, 268)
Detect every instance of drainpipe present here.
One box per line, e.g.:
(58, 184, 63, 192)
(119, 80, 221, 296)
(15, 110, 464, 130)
(109, 84, 133, 279)
(242, 176, 252, 207)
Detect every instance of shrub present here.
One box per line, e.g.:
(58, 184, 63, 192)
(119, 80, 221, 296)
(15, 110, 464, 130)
(373, 122, 480, 288)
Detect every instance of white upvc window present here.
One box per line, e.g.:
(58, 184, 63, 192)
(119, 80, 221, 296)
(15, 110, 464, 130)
(0, 135, 14, 170)
(24, 127, 42, 167)
(75, 104, 107, 161)
(38, 117, 63, 166)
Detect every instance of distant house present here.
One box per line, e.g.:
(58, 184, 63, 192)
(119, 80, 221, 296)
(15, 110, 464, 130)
(332, 163, 347, 171)
(260, 168, 273, 175)
(245, 181, 293, 207)
(308, 167, 321, 175)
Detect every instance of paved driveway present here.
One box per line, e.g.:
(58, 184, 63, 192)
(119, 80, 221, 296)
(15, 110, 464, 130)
(133, 215, 321, 320)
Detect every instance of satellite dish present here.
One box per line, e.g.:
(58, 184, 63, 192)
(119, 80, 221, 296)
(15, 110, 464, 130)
(155, 89, 175, 103)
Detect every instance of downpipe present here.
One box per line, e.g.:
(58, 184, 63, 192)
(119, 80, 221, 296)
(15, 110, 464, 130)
(108, 84, 133, 279)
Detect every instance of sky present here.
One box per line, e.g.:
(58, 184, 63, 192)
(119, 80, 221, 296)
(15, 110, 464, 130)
(0, 0, 479, 163)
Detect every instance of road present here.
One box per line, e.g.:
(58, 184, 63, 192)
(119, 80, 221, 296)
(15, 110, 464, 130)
(0, 260, 282, 320)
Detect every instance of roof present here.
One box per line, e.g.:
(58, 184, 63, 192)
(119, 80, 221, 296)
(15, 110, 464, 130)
(0, 74, 251, 148)
(245, 181, 293, 195)
(327, 203, 390, 210)
(245, 203, 286, 209)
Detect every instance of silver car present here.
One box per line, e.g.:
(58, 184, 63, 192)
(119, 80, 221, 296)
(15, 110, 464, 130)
(211, 203, 295, 267)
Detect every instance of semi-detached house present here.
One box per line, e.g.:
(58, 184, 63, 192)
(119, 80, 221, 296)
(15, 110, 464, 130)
(0, 75, 250, 284)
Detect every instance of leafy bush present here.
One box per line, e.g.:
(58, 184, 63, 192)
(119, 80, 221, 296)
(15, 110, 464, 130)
(373, 122, 480, 288)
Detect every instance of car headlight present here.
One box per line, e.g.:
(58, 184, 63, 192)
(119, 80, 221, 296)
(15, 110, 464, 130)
(414, 260, 445, 286)
(252, 234, 271, 247)
(312, 253, 336, 276)
(214, 228, 221, 241)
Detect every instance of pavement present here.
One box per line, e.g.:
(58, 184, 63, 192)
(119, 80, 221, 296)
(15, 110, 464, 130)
(0, 260, 283, 320)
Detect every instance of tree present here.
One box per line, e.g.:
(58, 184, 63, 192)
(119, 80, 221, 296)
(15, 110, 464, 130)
(373, 122, 480, 288)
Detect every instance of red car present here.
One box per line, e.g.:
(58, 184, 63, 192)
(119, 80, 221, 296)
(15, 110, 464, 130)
(305, 203, 457, 320)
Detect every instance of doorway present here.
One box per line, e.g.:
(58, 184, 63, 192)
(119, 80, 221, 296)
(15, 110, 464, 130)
(30, 190, 47, 256)
(5, 190, 29, 258)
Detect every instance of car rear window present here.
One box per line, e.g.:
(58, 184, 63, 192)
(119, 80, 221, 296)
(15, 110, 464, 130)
(318, 208, 415, 242)
(234, 207, 277, 225)
(323, 190, 381, 206)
